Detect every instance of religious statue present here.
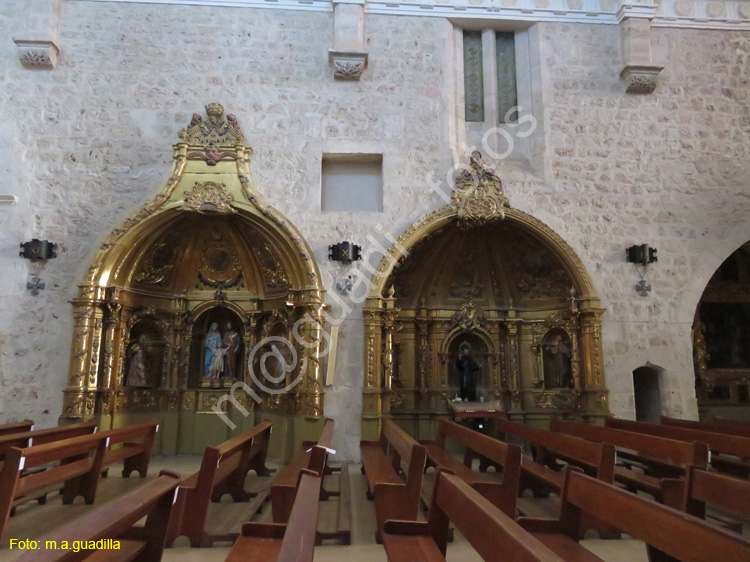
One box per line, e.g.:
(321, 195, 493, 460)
(126, 335, 149, 387)
(543, 334, 573, 388)
(222, 322, 241, 380)
(203, 322, 224, 380)
(456, 342, 479, 402)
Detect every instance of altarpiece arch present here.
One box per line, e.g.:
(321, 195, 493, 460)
(362, 152, 609, 439)
(61, 104, 326, 459)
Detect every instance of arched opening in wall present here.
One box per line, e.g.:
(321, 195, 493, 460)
(693, 241, 750, 420)
(632, 364, 663, 423)
(361, 180, 608, 440)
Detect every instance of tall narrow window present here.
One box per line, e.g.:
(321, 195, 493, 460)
(463, 31, 484, 122)
(496, 32, 517, 123)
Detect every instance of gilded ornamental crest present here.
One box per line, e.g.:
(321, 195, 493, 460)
(452, 151, 509, 226)
(179, 103, 244, 146)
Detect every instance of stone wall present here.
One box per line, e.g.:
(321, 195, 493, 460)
(0, 1, 748, 460)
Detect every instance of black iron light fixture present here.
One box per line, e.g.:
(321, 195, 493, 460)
(328, 241, 362, 264)
(19, 239, 57, 262)
(626, 244, 657, 296)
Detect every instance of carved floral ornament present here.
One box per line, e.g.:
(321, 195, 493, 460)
(181, 181, 236, 214)
(452, 151, 510, 227)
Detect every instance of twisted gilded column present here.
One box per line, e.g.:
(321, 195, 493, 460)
(294, 291, 326, 418)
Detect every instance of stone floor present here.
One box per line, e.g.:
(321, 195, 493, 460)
(0, 456, 649, 561)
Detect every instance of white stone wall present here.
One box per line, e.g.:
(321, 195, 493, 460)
(1, 1, 749, 460)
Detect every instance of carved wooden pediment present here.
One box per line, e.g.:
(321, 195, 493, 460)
(452, 151, 509, 226)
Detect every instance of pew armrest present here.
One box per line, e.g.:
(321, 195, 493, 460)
(517, 517, 564, 534)
(383, 520, 432, 536)
(241, 521, 287, 539)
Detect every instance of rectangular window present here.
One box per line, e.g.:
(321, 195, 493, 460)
(463, 31, 484, 123)
(496, 32, 517, 123)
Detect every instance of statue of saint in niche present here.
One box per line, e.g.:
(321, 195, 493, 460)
(456, 342, 479, 402)
(203, 322, 226, 380)
(543, 334, 573, 389)
(222, 322, 241, 380)
(126, 335, 150, 387)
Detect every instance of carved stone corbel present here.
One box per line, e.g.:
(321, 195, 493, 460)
(329, 52, 368, 80)
(329, 2, 368, 80)
(618, 6, 663, 94)
(14, 39, 60, 69)
(620, 64, 664, 95)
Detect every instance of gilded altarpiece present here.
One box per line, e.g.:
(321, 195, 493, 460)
(362, 153, 609, 439)
(61, 104, 327, 460)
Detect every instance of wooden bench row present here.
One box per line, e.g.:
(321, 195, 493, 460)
(270, 418, 350, 544)
(550, 417, 707, 504)
(16, 471, 181, 562)
(0, 420, 159, 543)
(166, 420, 272, 547)
(383, 465, 750, 562)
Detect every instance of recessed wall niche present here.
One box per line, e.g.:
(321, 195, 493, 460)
(321, 153, 383, 212)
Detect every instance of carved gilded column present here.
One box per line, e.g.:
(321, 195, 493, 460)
(363, 297, 384, 421)
(415, 315, 431, 405)
(579, 309, 605, 389)
(294, 293, 326, 418)
(382, 290, 398, 391)
(63, 286, 106, 419)
(506, 318, 522, 412)
(242, 305, 261, 386)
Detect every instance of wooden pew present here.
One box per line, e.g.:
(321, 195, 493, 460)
(15, 470, 181, 562)
(607, 416, 750, 479)
(0, 420, 34, 437)
(667, 465, 750, 531)
(496, 418, 615, 498)
(0, 422, 98, 461)
(382, 470, 566, 562)
(225, 469, 322, 562)
(270, 418, 349, 544)
(271, 418, 333, 522)
(166, 420, 272, 547)
(360, 420, 427, 542)
(420, 419, 521, 517)
(99, 420, 159, 478)
(550, 417, 707, 503)
(518, 467, 750, 562)
(663, 415, 750, 439)
(0, 433, 109, 543)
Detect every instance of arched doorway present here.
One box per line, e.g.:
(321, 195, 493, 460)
(61, 104, 326, 459)
(362, 152, 608, 439)
(632, 364, 663, 423)
(693, 241, 750, 421)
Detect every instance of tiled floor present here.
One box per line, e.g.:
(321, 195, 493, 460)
(0, 456, 649, 562)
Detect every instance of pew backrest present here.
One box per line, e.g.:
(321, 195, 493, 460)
(0, 420, 34, 437)
(0, 421, 98, 460)
(497, 419, 615, 481)
(388, 471, 565, 562)
(663, 416, 750, 440)
(681, 465, 750, 521)
(382, 420, 426, 494)
(607, 417, 750, 460)
(551, 417, 708, 468)
(16, 470, 181, 562)
(559, 468, 750, 562)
